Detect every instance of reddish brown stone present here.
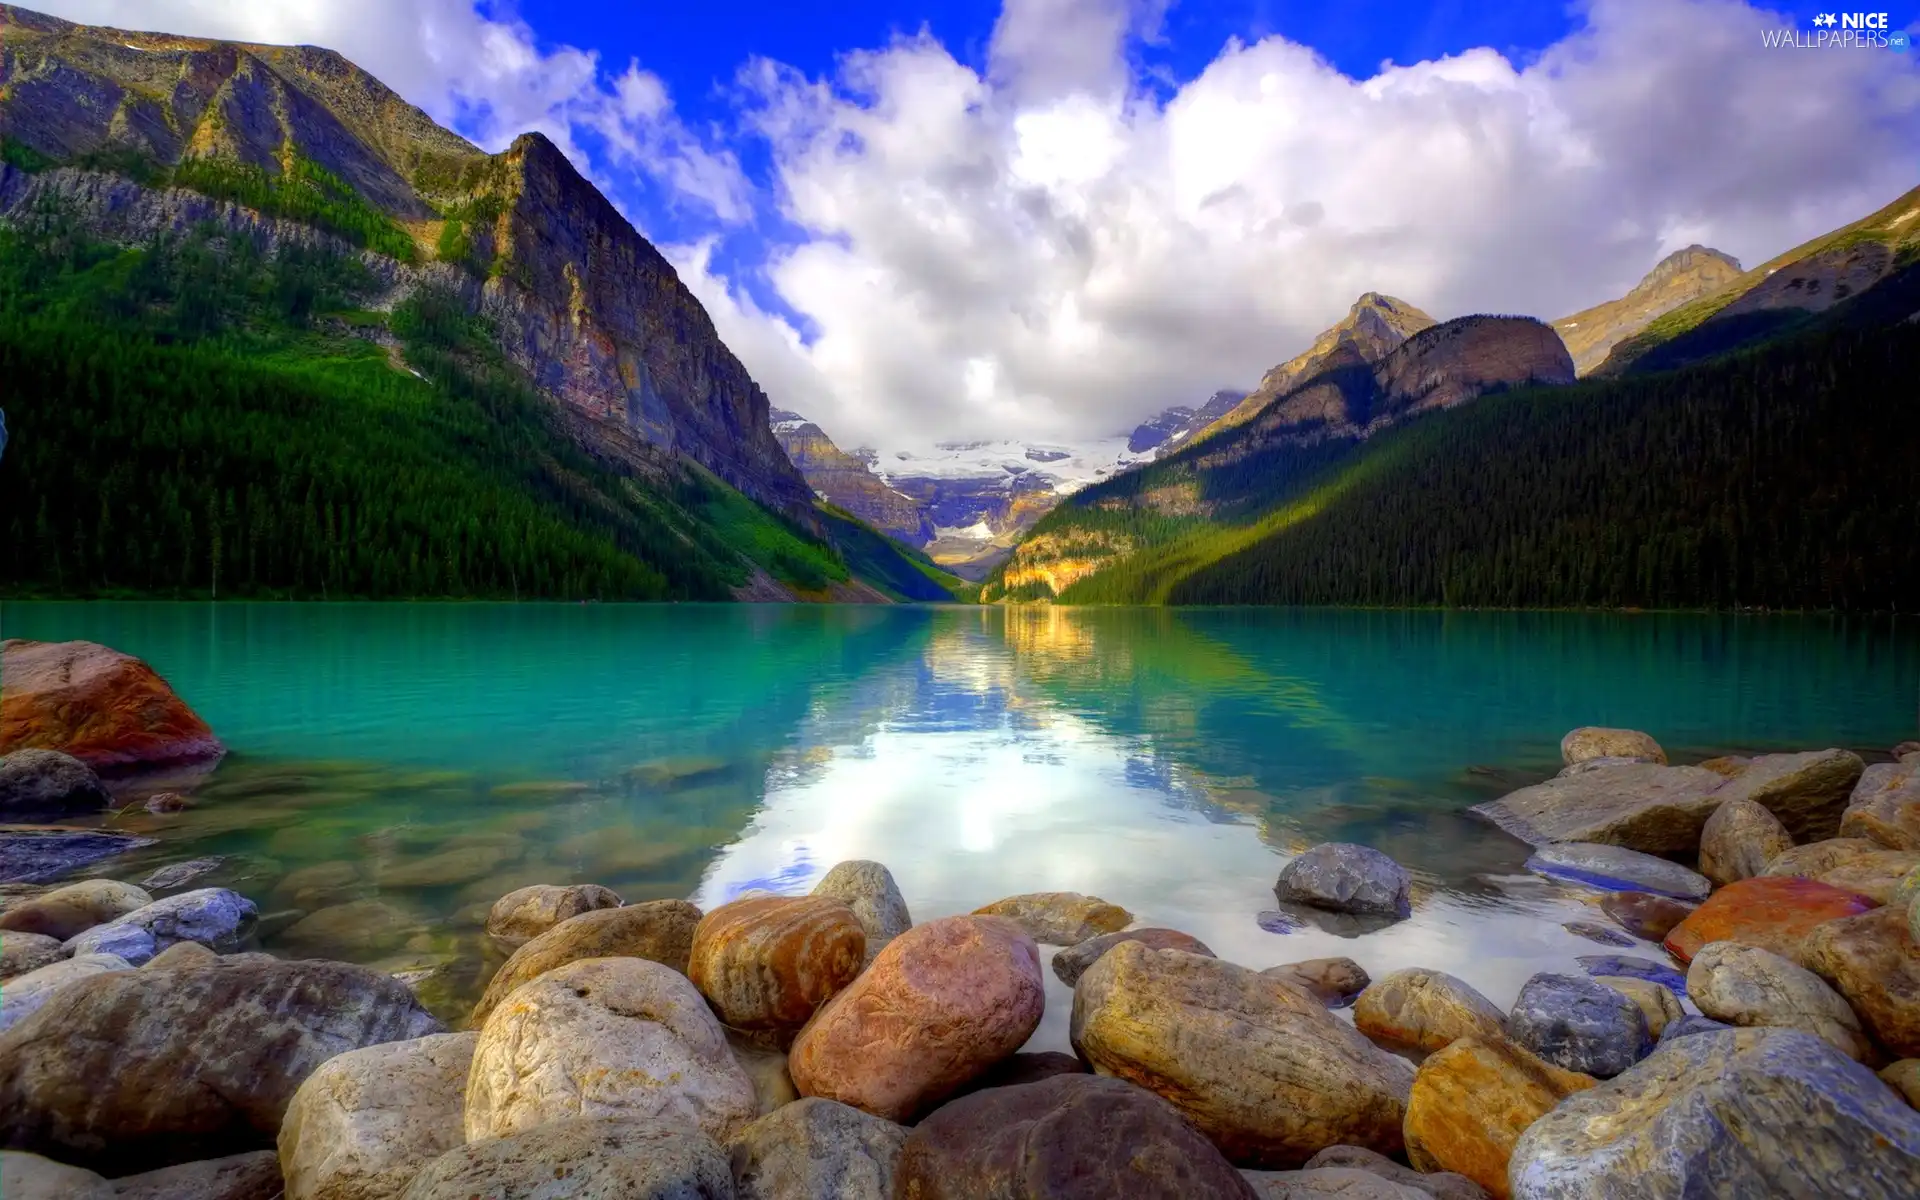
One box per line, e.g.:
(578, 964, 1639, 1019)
(0, 640, 222, 770)
(688, 896, 865, 1037)
(1662, 876, 1878, 964)
(1599, 891, 1695, 941)
(1802, 904, 1920, 1058)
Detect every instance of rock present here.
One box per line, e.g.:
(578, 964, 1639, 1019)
(1508, 1028, 1920, 1198)
(689, 895, 865, 1038)
(1844, 762, 1920, 850)
(811, 859, 911, 964)
(1686, 941, 1873, 1061)
(0, 878, 152, 939)
(470, 899, 702, 1024)
(971, 891, 1131, 945)
(1560, 728, 1666, 767)
(1900, 866, 1920, 909)
(895, 1073, 1258, 1199)
(1657, 1014, 1732, 1043)
(1404, 1036, 1594, 1200)
(1071, 940, 1415, 1167)
(1883, 1060, 1920, 1108)
(1239, 1167, 1426, 1198)
(142, 858, 226, 892)
(0, 952, 134, 1033)
(1899, 741, 1920, 759)
(1557, 756, 1658, 777)
(0, 749, 111, 816)
(1351, 968, 1506, 1053)
(727, 1029, 800, 1117)
(789, 914, 1044, 1122)
(1506, 973, 1650, 1078)
(1596, 891, 1693, 941)
(1261, 957, 1370, 1007)
(1053, 927, 1216, 987)
(144, 940, 218, 969)
(144, 791, 192, 813)
(1274, 844, 1411, 918)
(1710, 748, 1866, 843)
(64, 887, 258, 966)
(1764, 837, 1920, 903)
(1468, 764, 1727, 854)
(0, 958, 440, 1174)
(1561, 921, 1634, 947)
(0, 1152, 112, 1200)
(1573, 954, 1687, 996)
(1256, 909, 1306, 934)
(1697, 796, 1794, 886)
(1592, 977, 1683, 1039)
(0, 827, 158, 884)
(946, 1051, 1089, 1101)
(373, 844, 511, 890)
(1662, 875, 1876, 964)
(0, 639, 223, 769)
(1802, 904, 1920, 1058)
(279, 1031, 476, 1200)
(280, 899, 424, 959)
(729, 1097, 906, 1200)
(112, 1151, 283, 1200)
(1696, 755, 1750, 778)
(1302, 1147, 1489, 1200)
(484, 882, 623, 947)
(401, 1116, 732, 1199)
(466, 955, 757, 1143)
(274, 861, 362, 908)
(1522, 842, 1710, 901)
(0, 930, 64, 980)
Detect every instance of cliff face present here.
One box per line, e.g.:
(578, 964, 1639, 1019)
(769, 409, 932, 545)
(1553, 245, 1742, 375)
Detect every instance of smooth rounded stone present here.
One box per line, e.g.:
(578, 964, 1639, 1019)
(789, 915, 1044, 1123)
(0, 952, 134, 1033)
(1508, 1028, 1920, 1199)
(895, 1073, 1258, 1200)
(1261, 957, 1370, 1007)
(0, 930, 66, 980)
(484, 883, 623, 947)
(1596, 891, 1693, 941)
(1468, 764, 1727, 855)
(64, 887, 258, 966)
(0, 958, 441, 1174)
(1687, 941, 1873, 1061)
(279, 1030, 476, 1200)
(727, 1029, 800, 1117)
(1592, 978, 1682, 1039)
(1275, 844, 1412, 919)
(1352, 968, 1507, 1053)
(1072, 940, 1415, 1167)
(112, 1150, 283, 1200)
(729, 1097, 906, 1200)
(1697, 796, 1794, 886)
(1560, 728, 1667, 767)
(971, 891, 1132, 946)
(401, 1116, 732, 1200)
(1709, 748, 1866, 843)
(1659, 1014, 1732, 1043)
(279, 899, 426, 959)
(274, 861, 362, 908)
(1764, 837, 1920, 903)
(1845, 762, 1920, 851)
(0, 1151, 113, 1200)
(470, 899, 702, 1024)
(1404, 1035, 1595, 1200)
(1507, 973, 1651, 1078)
(144, 940, 219, 969)
(1802, 904, 1920, 1058)
(1052, 927, 1215, 987)
(1303, 1147, 1490, 1200)
(1883, 1060, 1920, 1108)
(0, 639, 224, 769)
(1257, 909, 1306, 934)
(144, 791, 192, 813)
(1523, 842, 1710, 901)
(373, 843, 514, 890)
(0, 878, 153, 939)
(466, 955, 757, 1144)
(0, 749, 111, 816)
(1240, 1167, 1426, 1198)
(1562, 921, 1634, 947)
(811, 859, 911, 964)
(1662, 875, 1877, 964)
(1574, 954, 1687, 996)
(142, 857, 226, 892)
(0, 828, 158, 885)
(689, 895, 865, 1037)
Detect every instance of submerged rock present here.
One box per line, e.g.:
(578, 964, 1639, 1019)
(1560, 728, 1666, 767)
(484, 882, 622, 946)
(1351, 968, 1507, 1053)
(0, 877, 151, 940)
(1697, 796, 1794, 886)
(1404, 1035, 1594, 1199)
(279, 1031, 477, 1200)
(1469, 764, 1727, 854)
(1507, 973, 1651, 1078)
(0, 749, 111, 816)
(729, 1097, 906, 1200)
(689, 895, 865, 1039)
(141, 857, 225, 892)
(1053, 927, 1216, 987)
(1523, 842, 1710, 901)
(401, 1116, 732, 1200)
(1710, 748, 1865, 843)
(1662, 875, 1876, 964)
(0, 639, 224, 770)
(470, 898, 702, 1024)
(279, 898, 425, 959)
(811, 859, 912, 964)
(1274, 844, 1412, 919)
(1686, 941, 1872, 1062)
(0, 828, 158, 885)
(972, 891, 1131, 946)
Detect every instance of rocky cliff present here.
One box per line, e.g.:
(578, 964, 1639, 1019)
(1553, 246, 1742, 375)
(1126, 389, 1247, 455)
(770, 410, 932, 545)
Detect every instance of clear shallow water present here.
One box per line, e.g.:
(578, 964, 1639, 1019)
(4, 602, 1916, 1040)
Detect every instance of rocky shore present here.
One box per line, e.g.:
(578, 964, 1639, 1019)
(3, 639, 1920, 1197)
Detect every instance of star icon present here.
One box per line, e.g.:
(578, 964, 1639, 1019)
(1813, 12, 1837, 26)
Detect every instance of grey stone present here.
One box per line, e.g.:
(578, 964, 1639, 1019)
(1562, 921, 1635, 947)
(1523, 843, 1710, 901)
(140, 858, 225, 891)
(0, 749, 110, 816)
(1470, 764, 1728, 855)
(1710, 749, 1866, 843)
(63, 887, 257, 965)
(1240, 1167, 1426, 1198)
(1275, 844, 1411, 918)
(1303, 1146, 1490, 1200)
(279, 1031, 477, 1200)
(0, 952, 133, 1033)
(1658, 1015, 1733, 1043)
(113, 1150, 283, 1200)
(811, 860, 911, 964)
(1687, 941, 1873, 1062)
(729, 1096, 906, 1200)
(401, 1116, 732, 1199)
(1507, 972, 1652, 1078)
(0, 1151, 113, 1200)
(0, 828, 157, 884)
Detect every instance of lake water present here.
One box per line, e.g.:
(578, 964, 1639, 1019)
(4, 602, 1916, 1043)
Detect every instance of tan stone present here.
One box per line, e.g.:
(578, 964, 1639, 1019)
(1696, 756, 1750, 778)
(811, 860, 911, 965)
(1841, 761, 1920, 851)
(0, 931, 65, 981)
(402, 1116, 732, 1198)
(111, 1150, 282, 1200)
(484, 883, 622, 947)
(1561, 727, 1666, 766)
(1261, 957, 1370, 1007)
(470, 899, 701, 1024)
(1696, 797, 1792, 886)
(1764, 838, 1920, 904)
(0, 879, 153, 940)
(688, 895, 864, 1037)
(0, 1151, 113, 1200)
(1469, 764, 1727, 854)
(279, 1031, 476, 1200)
(1404, 1036, 1595, 1200)
(1593, 977, 1683, 1039)
(1686, 942, 1871, 1062)
(144, 940, 219, 970)
(1881, 1059, 1920, 1108)
(972, 891, 1131, 945)
(1351, 968, 1506, 1053)
(1711, 749, 1866, 843)
(1801, 905, 1920, 1058)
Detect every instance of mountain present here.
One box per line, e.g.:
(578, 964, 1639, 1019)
(1126, 389, 1247, 455)
(769, 409, 932, 546)
(1552, 245, 1743, 375)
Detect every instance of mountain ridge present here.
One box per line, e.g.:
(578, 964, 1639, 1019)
(1552, 245, 1743, 375)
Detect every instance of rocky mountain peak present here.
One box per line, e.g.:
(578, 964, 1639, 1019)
(1553, 244, 1743, 375)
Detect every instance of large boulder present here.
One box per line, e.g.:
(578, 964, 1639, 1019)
(469, 899, 702, 1024)
(466, 955, 757, 1144)
(1662, 875, 1877, 964)
(63, 887, 257, 965)
(788, 915, 1044, 1122)
(0, 749, 111, 816)
(1508, 1028, 1920, 1198)
(1763, 838, 1920, 904)
(278, 1031, 476, 1200)
(1351, 968, 1506, 1053)
(1071, 941, 1415, 1167)
(1506, 973, 1650, 1078)
(0, 930, 65, 981)
(1685, 941, 1872, 1061)
(811, 859, 911, 965)
(1052, 927, 1215, 987)
(1521, 843, 1709, 901)
(688, 895, 865, 1039)
(1274, 844, 1411, 918)
(1560, 728, 1666, 767)
(971, 892, 1131, 946)
(1710, 749, 1866, 843)
(1260, 957, 1370, 1008)
(0, 958, 441, 1174)
(1404, 1036, 1594, 1200)
(0, 639, 223, 769)
(1696, 797, 1794, 886)
(729, 1097, 906, 1200)
(1468, 764, 1727, 854)
(1596, 891, 1693, 941)
(1802, 904, 1920, 1058)
(1843, 761, 1920, 850)
(0, 952, 133, 1034)
(401, 1116, 732, 1199)
(894, 1074, 1258, 1200)
(484, 883, 622, 947)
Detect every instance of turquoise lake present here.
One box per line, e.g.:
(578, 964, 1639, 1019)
(4, 602, 1916, 1042)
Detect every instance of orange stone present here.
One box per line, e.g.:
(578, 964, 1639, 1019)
(1405, 1035, 1596, 1200)
(1662, 876, 1877, 965)
(688, 896, 865, 1037)
(0, 639, 222, 770)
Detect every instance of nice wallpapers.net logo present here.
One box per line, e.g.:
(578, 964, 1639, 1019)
(1761, 11, 1912, 49)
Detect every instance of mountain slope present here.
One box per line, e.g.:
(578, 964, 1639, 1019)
(769, 410, 933, 546)
(1128, 389, 1247, 455)
(1552, 245, 1743, 375)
